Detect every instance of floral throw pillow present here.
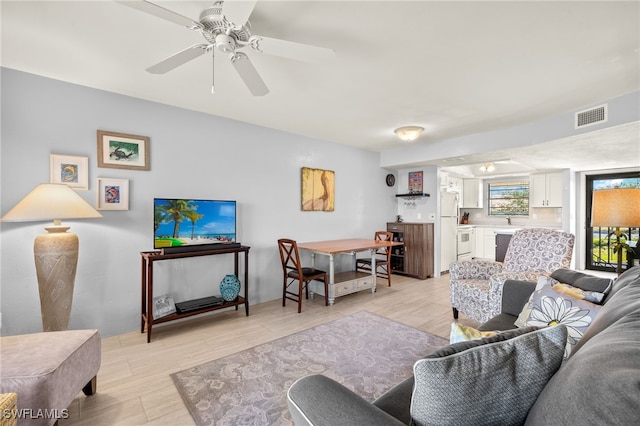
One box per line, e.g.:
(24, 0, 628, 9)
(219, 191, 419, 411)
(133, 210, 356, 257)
(552, 282, 606, 304)
(514, 275, 556, 328)
(524, 285, 602, 357)
(449, 322, 497, 344)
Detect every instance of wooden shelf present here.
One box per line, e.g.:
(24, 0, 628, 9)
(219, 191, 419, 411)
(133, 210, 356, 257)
(147, 296, 247, 325)
(395, 193, 430, 198)
(140, 246, 250, 342)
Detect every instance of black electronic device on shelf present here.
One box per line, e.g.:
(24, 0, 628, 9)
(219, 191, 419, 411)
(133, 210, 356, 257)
(175, 296, 225, 314)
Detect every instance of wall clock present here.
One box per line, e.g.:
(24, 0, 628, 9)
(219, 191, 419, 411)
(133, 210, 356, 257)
(385, 174, 396, 187)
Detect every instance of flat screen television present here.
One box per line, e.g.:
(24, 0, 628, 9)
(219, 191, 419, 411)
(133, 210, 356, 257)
(154, 198, 237, 250)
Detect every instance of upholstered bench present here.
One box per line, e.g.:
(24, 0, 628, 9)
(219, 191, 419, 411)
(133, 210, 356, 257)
(0, 329, 101, 426)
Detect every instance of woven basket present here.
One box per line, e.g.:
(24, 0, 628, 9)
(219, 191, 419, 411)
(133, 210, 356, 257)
(0, 393, 17, 426)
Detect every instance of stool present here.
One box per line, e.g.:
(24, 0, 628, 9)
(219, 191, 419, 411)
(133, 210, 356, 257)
(0, 330, 101, 426)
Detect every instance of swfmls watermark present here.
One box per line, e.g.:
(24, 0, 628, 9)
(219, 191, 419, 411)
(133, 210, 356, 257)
(2, 408, 69, 420)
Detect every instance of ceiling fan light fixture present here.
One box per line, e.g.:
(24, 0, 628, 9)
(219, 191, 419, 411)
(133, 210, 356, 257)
(394, 126, 424, 142)
(479, 163, 496, 172)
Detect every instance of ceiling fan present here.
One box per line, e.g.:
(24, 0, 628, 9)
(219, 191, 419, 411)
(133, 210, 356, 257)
(117, 0, 336, 96)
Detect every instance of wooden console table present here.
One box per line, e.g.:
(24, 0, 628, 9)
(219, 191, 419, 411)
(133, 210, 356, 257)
(140, 245, 250, 343)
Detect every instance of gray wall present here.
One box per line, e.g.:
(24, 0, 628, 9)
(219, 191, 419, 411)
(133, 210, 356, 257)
(0, 68, 397, 337)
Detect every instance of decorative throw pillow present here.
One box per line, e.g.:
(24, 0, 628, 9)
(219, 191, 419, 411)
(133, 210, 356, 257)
(552, 282, 606, 304)
(514, 275, 556, 328)
(524, 285, 602, 357)
(449, 322, 497, 344)
(411, 325, 567, 426)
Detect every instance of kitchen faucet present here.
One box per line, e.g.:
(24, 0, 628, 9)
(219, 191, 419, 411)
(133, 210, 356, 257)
(506, 215, 512, 225)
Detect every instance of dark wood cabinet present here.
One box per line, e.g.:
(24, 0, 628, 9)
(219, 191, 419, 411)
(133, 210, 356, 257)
(387, 222, 434, 279)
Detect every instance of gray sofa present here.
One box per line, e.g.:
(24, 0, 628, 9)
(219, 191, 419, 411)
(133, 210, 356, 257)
(287, 266, 640, 425)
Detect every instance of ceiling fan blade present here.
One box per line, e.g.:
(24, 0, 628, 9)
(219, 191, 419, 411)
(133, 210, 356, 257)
(248, 35, 336, 63)
(147, 44, 210, 74)
(229, 52, 269, 96)
(221, 0, 257, 26)
(117, 1, 202, 29)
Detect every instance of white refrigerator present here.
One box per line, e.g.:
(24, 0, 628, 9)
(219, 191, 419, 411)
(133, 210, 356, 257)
(440, 190, 459, 273)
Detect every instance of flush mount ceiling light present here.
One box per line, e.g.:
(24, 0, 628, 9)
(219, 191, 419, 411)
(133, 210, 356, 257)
(479, 163, 496, 172)
(394, 126, 424, 142)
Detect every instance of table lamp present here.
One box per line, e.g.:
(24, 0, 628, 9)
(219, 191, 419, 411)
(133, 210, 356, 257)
(591, 187, 640, 276)
(1, 183, 102, 331)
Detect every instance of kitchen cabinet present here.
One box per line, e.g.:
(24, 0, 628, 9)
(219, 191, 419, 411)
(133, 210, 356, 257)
(469, 227, 477, 258)
(387, 222, 434, 279)
(474, 227, 484, 259)
(482, 230, 496, 261)
(440, 173, 462, 193)
(462, 179, 483, 208)
(472, 227, 496, 260)
(473, 227, 496, 260)
(530, 172, 563, 207)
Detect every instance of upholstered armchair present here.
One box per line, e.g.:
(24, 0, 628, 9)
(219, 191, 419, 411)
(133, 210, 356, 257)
(450, 228, 575, 323)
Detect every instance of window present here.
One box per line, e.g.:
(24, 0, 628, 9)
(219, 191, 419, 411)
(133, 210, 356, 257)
(488, 180, 529, 216)
(586, 172, 640, 273)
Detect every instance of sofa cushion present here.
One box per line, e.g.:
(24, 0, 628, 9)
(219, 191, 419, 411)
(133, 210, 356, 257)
(550, 268, 613, 294)
(523, 285, 601, 357)
(410, 325, 567, 426)
(569, 271, 640, 356)
(525, 308, 640, 425)
(604, 265, 640, 303)
(478, 313, 518, 331)
(372, 376, 414, 425)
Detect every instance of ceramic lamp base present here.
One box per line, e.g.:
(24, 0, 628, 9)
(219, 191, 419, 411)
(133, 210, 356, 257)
(34, 228, 78, 331)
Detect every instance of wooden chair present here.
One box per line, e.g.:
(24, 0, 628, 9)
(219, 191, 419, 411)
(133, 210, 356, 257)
(278, 239, 328, 313)
(356, 231, 393, 287)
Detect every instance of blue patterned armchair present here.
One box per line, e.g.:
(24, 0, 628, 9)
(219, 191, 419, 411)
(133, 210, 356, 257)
(449, 228, 575, 323)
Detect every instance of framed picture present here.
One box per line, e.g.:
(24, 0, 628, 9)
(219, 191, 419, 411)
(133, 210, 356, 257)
(408, 171, 423, 193)
(50, 154, 89, 190)
(97, 130, 150, 170)
(301, 167, 335, 211)
(96, 178, 129, 210)
(153, 293, 176, 319)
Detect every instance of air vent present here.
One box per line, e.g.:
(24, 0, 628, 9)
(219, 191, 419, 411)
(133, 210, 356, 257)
(575, 104, 608, 129)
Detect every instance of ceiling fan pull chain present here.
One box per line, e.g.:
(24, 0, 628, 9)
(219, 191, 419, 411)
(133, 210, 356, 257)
(211, 50, 215, 95)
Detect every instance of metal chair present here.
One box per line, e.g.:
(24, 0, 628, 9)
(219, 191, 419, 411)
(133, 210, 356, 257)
(356, 231, 393, 287)
(278, 239, 328, 313)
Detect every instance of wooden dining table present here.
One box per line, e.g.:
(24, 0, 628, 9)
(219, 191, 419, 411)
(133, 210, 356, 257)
(297, 238, 401, 305)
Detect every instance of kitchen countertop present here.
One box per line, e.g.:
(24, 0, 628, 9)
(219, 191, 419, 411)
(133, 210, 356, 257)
(456, 224, 562, 233)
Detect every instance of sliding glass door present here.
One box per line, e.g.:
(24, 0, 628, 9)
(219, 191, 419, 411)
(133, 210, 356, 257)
(585, 171, 640, 272)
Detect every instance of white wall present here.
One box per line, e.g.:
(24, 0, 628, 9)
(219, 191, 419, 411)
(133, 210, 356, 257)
(0, 68, 397, 337)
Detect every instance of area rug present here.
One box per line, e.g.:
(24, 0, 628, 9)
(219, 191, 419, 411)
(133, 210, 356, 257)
(171, 311, 448, 426)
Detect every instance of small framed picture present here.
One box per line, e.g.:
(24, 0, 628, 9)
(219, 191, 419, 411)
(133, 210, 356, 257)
(153, 294, 176, 319)
(97, 130, 150, 170)
(96, 178, 129, 210)
(408, 171, 423, 193)
(50, 154, 89, 190)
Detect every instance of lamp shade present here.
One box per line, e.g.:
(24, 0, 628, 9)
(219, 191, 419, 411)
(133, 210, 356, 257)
(591, 188, 640, 227)
(1, 183, 102, 222)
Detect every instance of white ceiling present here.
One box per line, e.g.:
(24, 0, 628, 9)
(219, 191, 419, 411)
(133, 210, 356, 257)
(2, 0, 639, 176)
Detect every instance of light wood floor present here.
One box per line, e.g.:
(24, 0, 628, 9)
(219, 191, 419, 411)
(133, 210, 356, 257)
(61, 273, 478, 426)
